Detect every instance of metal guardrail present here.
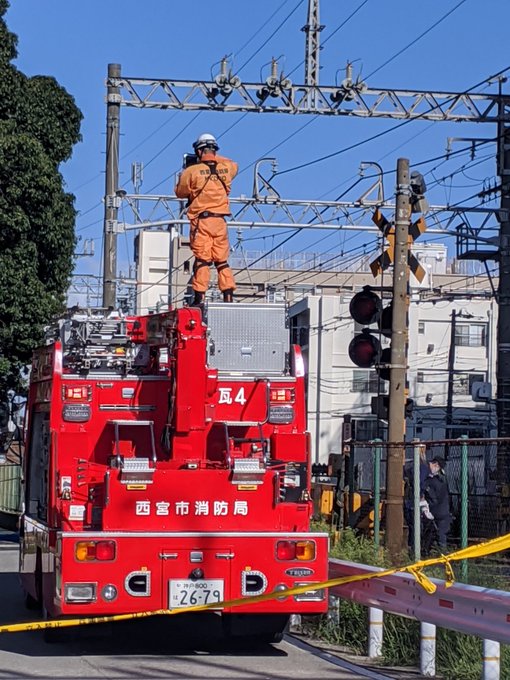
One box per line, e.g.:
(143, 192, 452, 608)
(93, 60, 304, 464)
(330, 559, 510, 644)
(330, 558, 507, 678)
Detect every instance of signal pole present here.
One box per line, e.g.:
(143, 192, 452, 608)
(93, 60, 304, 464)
(445, 309, 457, 442)
(497, 93, 510, 519)
(386, 158, 411, 559)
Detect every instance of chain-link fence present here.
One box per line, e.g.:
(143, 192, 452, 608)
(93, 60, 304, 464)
(313, 437, 509, 554)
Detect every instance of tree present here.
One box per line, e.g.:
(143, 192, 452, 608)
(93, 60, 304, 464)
(0, 0, 82, 394)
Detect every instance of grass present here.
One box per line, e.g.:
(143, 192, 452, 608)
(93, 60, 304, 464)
(308, 523, 510, 679)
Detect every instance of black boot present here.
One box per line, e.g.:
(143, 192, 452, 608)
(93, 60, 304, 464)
(223, 289, 234, 303)
(192, 291, 205, 307)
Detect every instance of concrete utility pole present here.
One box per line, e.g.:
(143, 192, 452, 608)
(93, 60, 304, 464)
(445, 309, 457, 441)
(386, 158, 411, 559)
(102, 63, 121, 309)
(497, 94, 510, 515)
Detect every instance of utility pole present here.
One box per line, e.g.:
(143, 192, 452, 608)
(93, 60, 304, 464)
(497, 92, 510, 521)
(386, 158, 411, 559)
(102, 63, 121, 309)
(445, 309, 457, 441)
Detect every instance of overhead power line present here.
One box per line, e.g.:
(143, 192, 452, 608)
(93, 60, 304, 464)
(231, 0, 295, 59)
(234, 0, 306, 76)
(365, 0, 469, 80)
(274, 66, 509, 177)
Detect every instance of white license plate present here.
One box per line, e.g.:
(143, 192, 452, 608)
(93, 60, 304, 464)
(169, 579, 224, 608)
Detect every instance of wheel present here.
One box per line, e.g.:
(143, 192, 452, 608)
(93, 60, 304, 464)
(42, 607, 73, 644)
(24, 592, 41, 611)
(256, 630, 285, 644)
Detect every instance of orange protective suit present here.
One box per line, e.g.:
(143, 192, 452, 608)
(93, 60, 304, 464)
(175, 153, 238, 293)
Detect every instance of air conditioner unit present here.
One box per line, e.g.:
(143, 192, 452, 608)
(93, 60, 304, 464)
(471, 381, 492, 402)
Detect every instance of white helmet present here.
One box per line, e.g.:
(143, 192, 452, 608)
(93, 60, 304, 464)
(193, 133, 219, 152)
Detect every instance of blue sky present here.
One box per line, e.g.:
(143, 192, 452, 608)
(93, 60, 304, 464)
(5, 0, 509, 296)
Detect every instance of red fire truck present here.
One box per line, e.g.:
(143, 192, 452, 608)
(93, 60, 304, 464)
(19, 302, 328, 641)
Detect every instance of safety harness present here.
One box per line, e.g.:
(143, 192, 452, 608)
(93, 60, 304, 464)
(188, 159, 229, 216)
(188, 157, 233, 285)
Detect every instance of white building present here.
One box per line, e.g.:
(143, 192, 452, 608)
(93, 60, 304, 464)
(289, 290, 497, 463)
(134, 231, 497, 462)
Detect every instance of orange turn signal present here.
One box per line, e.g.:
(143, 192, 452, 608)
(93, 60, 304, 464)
(75, 541, 96, 562)
(296, 540, 315, 561)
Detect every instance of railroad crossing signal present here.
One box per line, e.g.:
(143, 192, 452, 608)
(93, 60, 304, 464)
(369, 209, 427, 282)
(348, 286, 391, 380)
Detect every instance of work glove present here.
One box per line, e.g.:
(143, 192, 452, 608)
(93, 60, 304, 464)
(420, 500, 434, 520)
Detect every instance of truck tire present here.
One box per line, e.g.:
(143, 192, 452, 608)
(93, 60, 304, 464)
(24, 592, 41, 611)
(42, 608, 74, 644)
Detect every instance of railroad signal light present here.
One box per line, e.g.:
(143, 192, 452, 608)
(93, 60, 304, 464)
(379, 303, 393, 339)
(371, 395, 415, 420)
(348, 286, 392, 378)
(410, 171, 429, 214)
(378, 347, 392, 381)
(348, 330, 381, 369)
(349, 287, 382, 326)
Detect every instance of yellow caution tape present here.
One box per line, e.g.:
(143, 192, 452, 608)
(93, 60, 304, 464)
(2, 531, 510, 634)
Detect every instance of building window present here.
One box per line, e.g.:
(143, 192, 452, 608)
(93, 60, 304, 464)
(352, 370, 388, 393)
(418, 321, 425, 334)
(291, 311, 310, 349)
(454, 323, 487, 347)
(452, 372, 486, 396)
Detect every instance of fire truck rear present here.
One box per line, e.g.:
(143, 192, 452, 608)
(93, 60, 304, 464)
(19, 302, 328, 640)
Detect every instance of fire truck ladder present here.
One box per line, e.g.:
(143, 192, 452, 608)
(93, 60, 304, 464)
(109, 419, 157, 484)
(217, 381, 271, 485)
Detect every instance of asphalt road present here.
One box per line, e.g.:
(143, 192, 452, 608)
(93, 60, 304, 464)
(0, 534, 382, 680)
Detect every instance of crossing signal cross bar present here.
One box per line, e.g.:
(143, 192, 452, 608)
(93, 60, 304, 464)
(369, 209, 427, 282)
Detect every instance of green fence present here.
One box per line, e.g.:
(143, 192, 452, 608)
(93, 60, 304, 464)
(0, 463, 22, 515)
(345, 438, 501, 540)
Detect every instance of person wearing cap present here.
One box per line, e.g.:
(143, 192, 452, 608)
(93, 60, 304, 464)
(175, 133, 238, 306)
(423, 456, 451, 552)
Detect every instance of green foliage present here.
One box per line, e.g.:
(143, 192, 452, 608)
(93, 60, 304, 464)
(330, 527, 389, 567)
(380, 613, 419, 666)
(0, 1, 82, 394)
(307, 526, 510, 679)
(306, 600, 368, 654)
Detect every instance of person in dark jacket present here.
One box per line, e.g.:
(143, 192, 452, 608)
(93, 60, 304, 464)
(403, 447, 429, 553)
(423, 456, 451, 553)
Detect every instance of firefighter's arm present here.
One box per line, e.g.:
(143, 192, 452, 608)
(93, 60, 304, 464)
(230, 160, 239, 180)
(175, 168, 191, 198)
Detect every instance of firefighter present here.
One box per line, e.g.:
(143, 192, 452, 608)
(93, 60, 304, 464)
(175, 133, 238, 306)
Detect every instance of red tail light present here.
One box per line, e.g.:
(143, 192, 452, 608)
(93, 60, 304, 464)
(270, 388, 295, 402)
(75, 540, 116, 562)
(62, 385, 92, 401)
(276, 540, 316, 561)
(276, 540, 296, 560)
(95, 541, 116, 561)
